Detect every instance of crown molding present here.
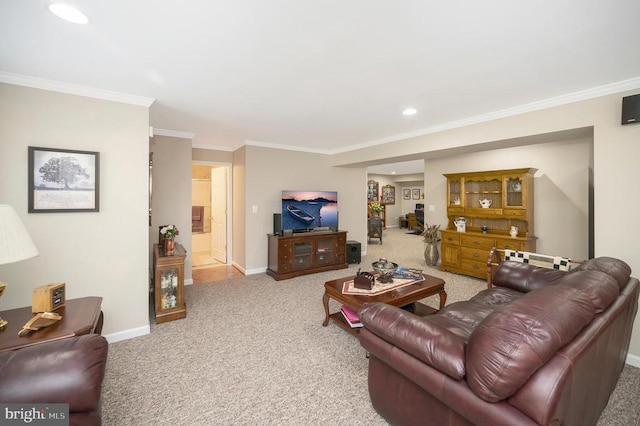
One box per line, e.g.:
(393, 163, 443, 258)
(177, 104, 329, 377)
(153, 128, 195, 139)
(0, 71, 155, 107)
(244, 139, 332, 155)
(333, 76, 640, 154)
(192, 142, 234, 152)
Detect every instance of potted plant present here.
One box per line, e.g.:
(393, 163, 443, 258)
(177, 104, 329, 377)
(160, 224, 179, 255)
(369, 202, 382, 217)
(422, 223, 440, 266)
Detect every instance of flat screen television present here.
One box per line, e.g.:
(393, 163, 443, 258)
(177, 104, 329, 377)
(281, 190, 338, 232)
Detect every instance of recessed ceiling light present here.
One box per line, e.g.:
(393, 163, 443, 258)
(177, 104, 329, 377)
(402, 108, 417, 116)
(48, 3, 89, 24)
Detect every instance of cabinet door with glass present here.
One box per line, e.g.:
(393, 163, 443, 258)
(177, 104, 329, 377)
(153, 243, 187, 324)
(447, 176, 464, 214)
(292, 240, 313, 270)
(503, 172, 532, 209)
(315, 236, 335, 266)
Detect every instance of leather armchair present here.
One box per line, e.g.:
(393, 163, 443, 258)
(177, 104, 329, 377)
(0, 334, 108, 426)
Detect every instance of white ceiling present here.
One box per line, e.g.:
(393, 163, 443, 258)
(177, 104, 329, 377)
(2, 1, 640, 171)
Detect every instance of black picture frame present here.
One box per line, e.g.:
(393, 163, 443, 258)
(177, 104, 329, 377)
(403, 189, 411, 200)
(412, 189, 420, 200)
(28, 146, 100, 213)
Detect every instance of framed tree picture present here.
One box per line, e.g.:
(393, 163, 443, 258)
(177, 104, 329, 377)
(381, 185, 395, 204)
(367, 180, 379, 202)
(28, 146, 100, 213)
(403, 189, 411, 200)
(412, 189, 421, 200)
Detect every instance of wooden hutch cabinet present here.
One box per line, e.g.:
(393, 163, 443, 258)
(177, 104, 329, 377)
(267, 231, 348, 280)
(440, 168, 537, 279)
(153, 243, 187, 323)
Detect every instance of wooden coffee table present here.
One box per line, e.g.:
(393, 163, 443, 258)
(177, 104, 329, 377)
(322, 274, 447, 335)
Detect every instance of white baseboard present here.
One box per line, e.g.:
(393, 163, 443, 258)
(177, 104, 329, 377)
(246, 267, 267, 275)
(184, 278, 193, 286)
(626, 352, 640, 368)
(104, 325, 150, 344)
(231, 260, 265, 275)
(231, 261, 246, 274)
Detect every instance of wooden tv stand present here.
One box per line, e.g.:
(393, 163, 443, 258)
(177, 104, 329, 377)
(267, 230, 348, 280)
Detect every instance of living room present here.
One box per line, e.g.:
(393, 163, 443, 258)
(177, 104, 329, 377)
(2, 76, 638, 346)
(1, 2, 640, 424)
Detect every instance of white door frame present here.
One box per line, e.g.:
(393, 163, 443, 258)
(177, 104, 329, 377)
(192, 160, 233, 265)
(210, 166, 227, 263)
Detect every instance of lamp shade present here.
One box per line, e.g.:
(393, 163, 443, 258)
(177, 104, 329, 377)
(0, 205, 39, 265)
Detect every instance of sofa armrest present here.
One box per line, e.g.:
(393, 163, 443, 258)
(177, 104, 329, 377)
(359, 303, 466, 380)
(0, 334, 108, 413)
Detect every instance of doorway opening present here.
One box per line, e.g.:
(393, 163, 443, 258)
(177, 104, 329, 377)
(191, 162, 231, 269)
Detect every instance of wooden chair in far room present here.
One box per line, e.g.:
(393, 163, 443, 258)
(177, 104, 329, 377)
(407, 213, 418, 230)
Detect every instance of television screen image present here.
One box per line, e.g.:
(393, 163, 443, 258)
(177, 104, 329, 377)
(281, 190, 338, 231)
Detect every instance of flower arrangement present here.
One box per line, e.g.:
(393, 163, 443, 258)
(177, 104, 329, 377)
(422, 223, 441, 244)
(160, 225, 179, 239)
(369, 202, 382, 214)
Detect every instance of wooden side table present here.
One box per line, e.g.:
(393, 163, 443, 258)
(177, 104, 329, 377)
(0, 296, 103, 352)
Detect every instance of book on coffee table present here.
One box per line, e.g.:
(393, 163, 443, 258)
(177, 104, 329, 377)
(340, 305, 363, 328)
(394, 266, 424, 280)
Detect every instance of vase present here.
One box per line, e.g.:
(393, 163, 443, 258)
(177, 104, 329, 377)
(164, 238, 175, 255)
(424, 243, 439, 266)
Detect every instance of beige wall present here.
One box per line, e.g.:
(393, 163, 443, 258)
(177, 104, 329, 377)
(193, 147, 233, 163)
(331, 90, 640, 361)
(242, 146, 367, 272)
(232, 147, 247, 271)
(0, 83, 150, 339)
(150, 136, 193, 282)
(423, 137, 591, 259)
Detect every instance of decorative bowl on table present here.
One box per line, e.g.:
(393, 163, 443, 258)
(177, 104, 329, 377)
(372, 258, 398, 283)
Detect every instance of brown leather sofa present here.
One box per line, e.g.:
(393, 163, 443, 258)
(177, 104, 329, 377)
(359, 257, 639, 426)
(0, 334, 108, 426)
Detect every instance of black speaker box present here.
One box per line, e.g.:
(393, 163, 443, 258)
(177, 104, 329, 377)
(622, 94, 640, 125)
(273, 213, 282, 235)
(346, 240, 361, 264)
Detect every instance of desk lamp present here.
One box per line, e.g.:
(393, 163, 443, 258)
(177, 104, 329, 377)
(0, 204, 39, 330)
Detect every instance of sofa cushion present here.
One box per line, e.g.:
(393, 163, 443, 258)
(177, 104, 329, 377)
(466, 280, 598, 402)
(359, 303, 466, 380)
(572, 257, 631, 289)
(493, 261, 567, 292)
(560, 270, 620, 313)
(436, 301, 496, 341)
(470, 286, 523, 306)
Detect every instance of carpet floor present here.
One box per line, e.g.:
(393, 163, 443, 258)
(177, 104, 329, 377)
(101, 227, 640, 425)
